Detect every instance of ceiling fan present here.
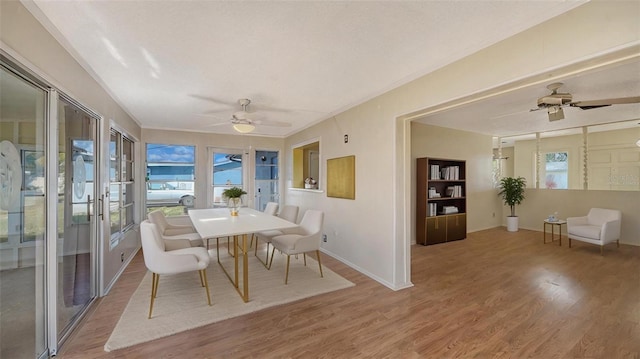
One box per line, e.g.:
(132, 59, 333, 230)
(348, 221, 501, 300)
(531, 82, 640, 121)
(198, 98, 291, 133)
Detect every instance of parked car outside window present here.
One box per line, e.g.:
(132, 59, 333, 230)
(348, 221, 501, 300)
(146, 182, 195, 206)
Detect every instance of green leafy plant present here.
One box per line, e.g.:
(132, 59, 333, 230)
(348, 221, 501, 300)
(222, 186, 247, 199)
(498, 176, 526, 217)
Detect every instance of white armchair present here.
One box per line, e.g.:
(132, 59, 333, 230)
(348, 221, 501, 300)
(148, 210, 203, 250)
(249, 202, 279, 248)
(254, 205, 299, 266)
(567, 208, 621, 255)
(140, 220, 212, 318)
(269, 209, 324, 284)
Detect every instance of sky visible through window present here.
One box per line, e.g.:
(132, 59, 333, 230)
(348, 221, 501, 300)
(146, 144, 241, 185)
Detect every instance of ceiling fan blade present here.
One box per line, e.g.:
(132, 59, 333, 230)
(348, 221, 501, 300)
(255, 119, 292, 127)
(205, 122, 230, 127)
(202, 108, 230, 115)
(570, 96, 640, 110)
(189, 94, 236, 106)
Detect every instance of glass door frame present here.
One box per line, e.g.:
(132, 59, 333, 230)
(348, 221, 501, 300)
(254, 149, 281, 211)
(207, 146, 250, 208)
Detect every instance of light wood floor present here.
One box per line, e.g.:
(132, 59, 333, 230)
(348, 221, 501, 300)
(58, 227, 640, 358)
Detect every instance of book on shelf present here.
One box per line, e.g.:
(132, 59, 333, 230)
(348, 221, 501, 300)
(446, 185, 463, 197)
(428, 202, 438, 216)
(441, 206, 459, 214)
(440, 166, 460, 180)
(428, 187, 441, 198)
(430, 164, 440, 180)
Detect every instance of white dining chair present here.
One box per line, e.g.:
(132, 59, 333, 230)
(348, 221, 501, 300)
(140, 220, 212, 318)
(148, 210, 203, 250)
(249, 202, 279, 249)
(254, 204, 299, 266)
(269, 209, 324, 284)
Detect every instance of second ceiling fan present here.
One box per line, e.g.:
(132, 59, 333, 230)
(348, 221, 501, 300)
(531, 82, 640, 121)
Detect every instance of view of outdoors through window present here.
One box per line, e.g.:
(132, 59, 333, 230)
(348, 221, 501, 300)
(212, 150, 243, 207)
(146, 144, 195, 216)
(543, 152, 568, 189)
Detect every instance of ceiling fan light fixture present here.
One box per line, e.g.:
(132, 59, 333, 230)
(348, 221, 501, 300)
(233, 123, 255, 133)
(547, 106, 564, 121)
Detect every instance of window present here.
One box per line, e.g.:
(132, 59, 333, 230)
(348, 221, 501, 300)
(210, 148, 244, 207)
(109, 129, 135, 249)
(541, 152, 568, 189)
(146, 144, 195, 215)
(255, 150, 279, 211)
(292, 140, 320, 189)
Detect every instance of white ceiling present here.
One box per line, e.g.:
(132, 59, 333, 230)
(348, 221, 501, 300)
(23, 1, 638, 138)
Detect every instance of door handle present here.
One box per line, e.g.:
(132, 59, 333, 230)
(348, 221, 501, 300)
(98, 194, 104, 220)
(87, 195, 92, 221)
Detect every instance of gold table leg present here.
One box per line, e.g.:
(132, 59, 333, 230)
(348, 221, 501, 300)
(216, 234, 250, 302)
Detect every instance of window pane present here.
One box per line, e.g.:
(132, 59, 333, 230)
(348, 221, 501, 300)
(212, 151, 243, 207)
(122, 137, 133, 182)
(542, 152, 568, 189)
(109, 131, 119, 182)
(146, 144, 195, 213)
(109, 183, 121, 237)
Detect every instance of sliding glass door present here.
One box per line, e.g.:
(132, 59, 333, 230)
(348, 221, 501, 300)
(56, 96, 98, 344)
(1, 56, 100, 358)
(1, 60, 48, 359)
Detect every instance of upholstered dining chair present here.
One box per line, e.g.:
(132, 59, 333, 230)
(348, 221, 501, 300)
(249, 202, 279, 248)
(148, 210, 203, 250)
(254, 204, 299, 266)
(140, 220, 212, 318)
(567, 208, 622, 255)
(269, 209, 324, 284)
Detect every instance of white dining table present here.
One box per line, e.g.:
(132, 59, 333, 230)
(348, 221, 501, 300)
(188, 207, 298, 302)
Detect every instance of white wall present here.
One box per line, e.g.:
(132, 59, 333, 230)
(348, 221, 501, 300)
(412, 124, 501, 236)
(511, 189, 639, 246)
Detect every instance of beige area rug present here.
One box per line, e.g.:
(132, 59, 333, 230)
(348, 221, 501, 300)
(104, 248, 354, 352)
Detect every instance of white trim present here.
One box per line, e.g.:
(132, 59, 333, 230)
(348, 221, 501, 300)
(45, 89, 59, 356)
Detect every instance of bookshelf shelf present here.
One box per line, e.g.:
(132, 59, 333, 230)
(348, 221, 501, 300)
(416, 157, 467, 245)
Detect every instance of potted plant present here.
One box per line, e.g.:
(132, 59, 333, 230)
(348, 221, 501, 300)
(498, 176, 526, 232)
(222, 186, 247, 216)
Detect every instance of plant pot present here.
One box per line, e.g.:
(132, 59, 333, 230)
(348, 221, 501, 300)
(227, 197, 242, 216)
(506, 216, 519, 232)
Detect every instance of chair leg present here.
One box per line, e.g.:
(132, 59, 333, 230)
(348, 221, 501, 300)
(149, 272, 159, 319)
(600, 246, 604, 256)
(303, 253, 307, 266)
(199, 269, 205, 287)
(264, 243, 270, 267)
(254, 236, 259, 256)
(284, 255, 290, 284)
(316, 250, 324, 278)
(268, 246, 276, 269)
(617, 239, 620, 248)
(201, 269, 212, 306)
(569, 238, 572, 248)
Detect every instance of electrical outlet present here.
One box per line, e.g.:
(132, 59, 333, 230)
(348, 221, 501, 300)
(322, 234, 327, 242)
